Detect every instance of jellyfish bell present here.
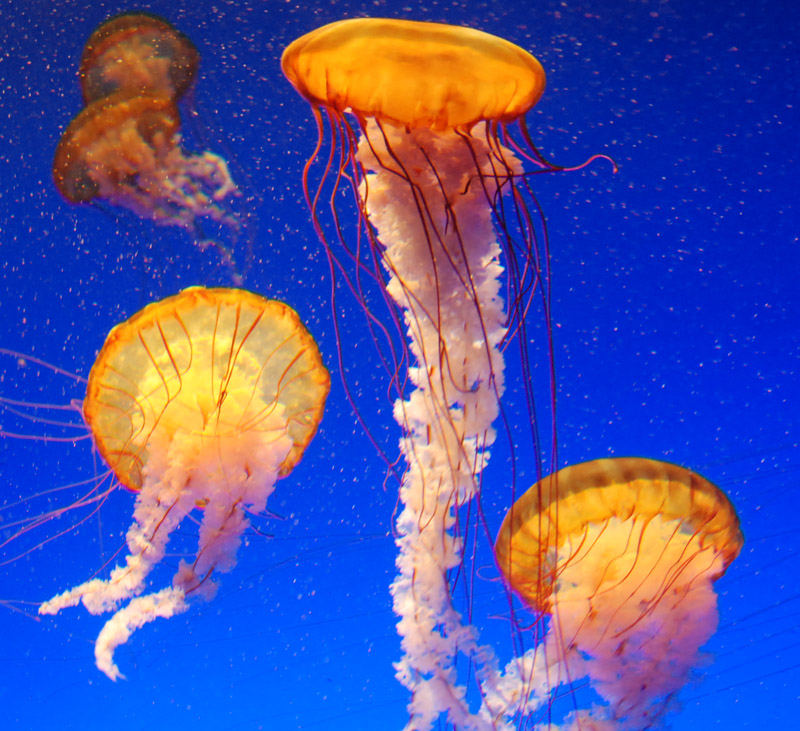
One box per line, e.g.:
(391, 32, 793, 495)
(84, 287, 329, 491)
(493, 457, 743, 728)
(282, 17, 546, 131)
(37, 286, 330, 681)
(494, 457, 743, 612)
(53, 91, 242, 277)
(80, 12, 199, 104)
(283, 17, 615, 729)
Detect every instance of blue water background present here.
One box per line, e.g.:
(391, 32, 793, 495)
(0, 0, 797, 728)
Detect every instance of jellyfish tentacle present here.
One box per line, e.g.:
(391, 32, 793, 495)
(39, 468, 196, 616)
(356, 120, 514, 729)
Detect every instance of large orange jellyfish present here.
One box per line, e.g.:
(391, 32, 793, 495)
(55, 16, 243, 279)
(79, 13, 199, 103)
(38, 286, 330, 681)
(282, 17, 614, 729)
(492, 458, 743, 729)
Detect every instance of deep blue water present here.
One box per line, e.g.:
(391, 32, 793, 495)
(1, 0, 797, 728)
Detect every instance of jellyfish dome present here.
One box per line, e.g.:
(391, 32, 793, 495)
(493, 457, 743, 728)
(53, 91, 238, 232)
(39, 287, 330, 681)
(80, 12, 199, 103)
(282, 17, 546, 131)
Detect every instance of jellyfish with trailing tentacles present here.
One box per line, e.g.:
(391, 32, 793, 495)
(492, 458, 743, 729)
(282, 17, 614, 729)
(55, 15, 245, 279)
(79, 12, 199, 103)
(54, 92, 238, 238)
(38, 287, 330, 681)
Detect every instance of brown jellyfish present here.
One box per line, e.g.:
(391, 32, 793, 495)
(39, 287, 330, 681)
(53, 91, 236, 230)
(55, 15, 245, 280)
(52, 90, 241, 276)
(493, 457, 743, 728)
(80, 12, 199, 103)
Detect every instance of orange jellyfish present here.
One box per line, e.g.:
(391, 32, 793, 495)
(492, 458, 743, 729)
(38, 287, 330, 681)
(79, 12, 199, 103)
(282, 18, 614, 729)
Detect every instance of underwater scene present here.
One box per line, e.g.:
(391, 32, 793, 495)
(0, 0, 797, 728)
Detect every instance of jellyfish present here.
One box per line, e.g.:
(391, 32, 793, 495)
(282, 17, 614, 729)
(492, 457, 743, 729)
(53, 92, 240, 268)
(79, 12, 199, 103)
(38, 286, 330, 681)
(55, 16, 245, 280)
